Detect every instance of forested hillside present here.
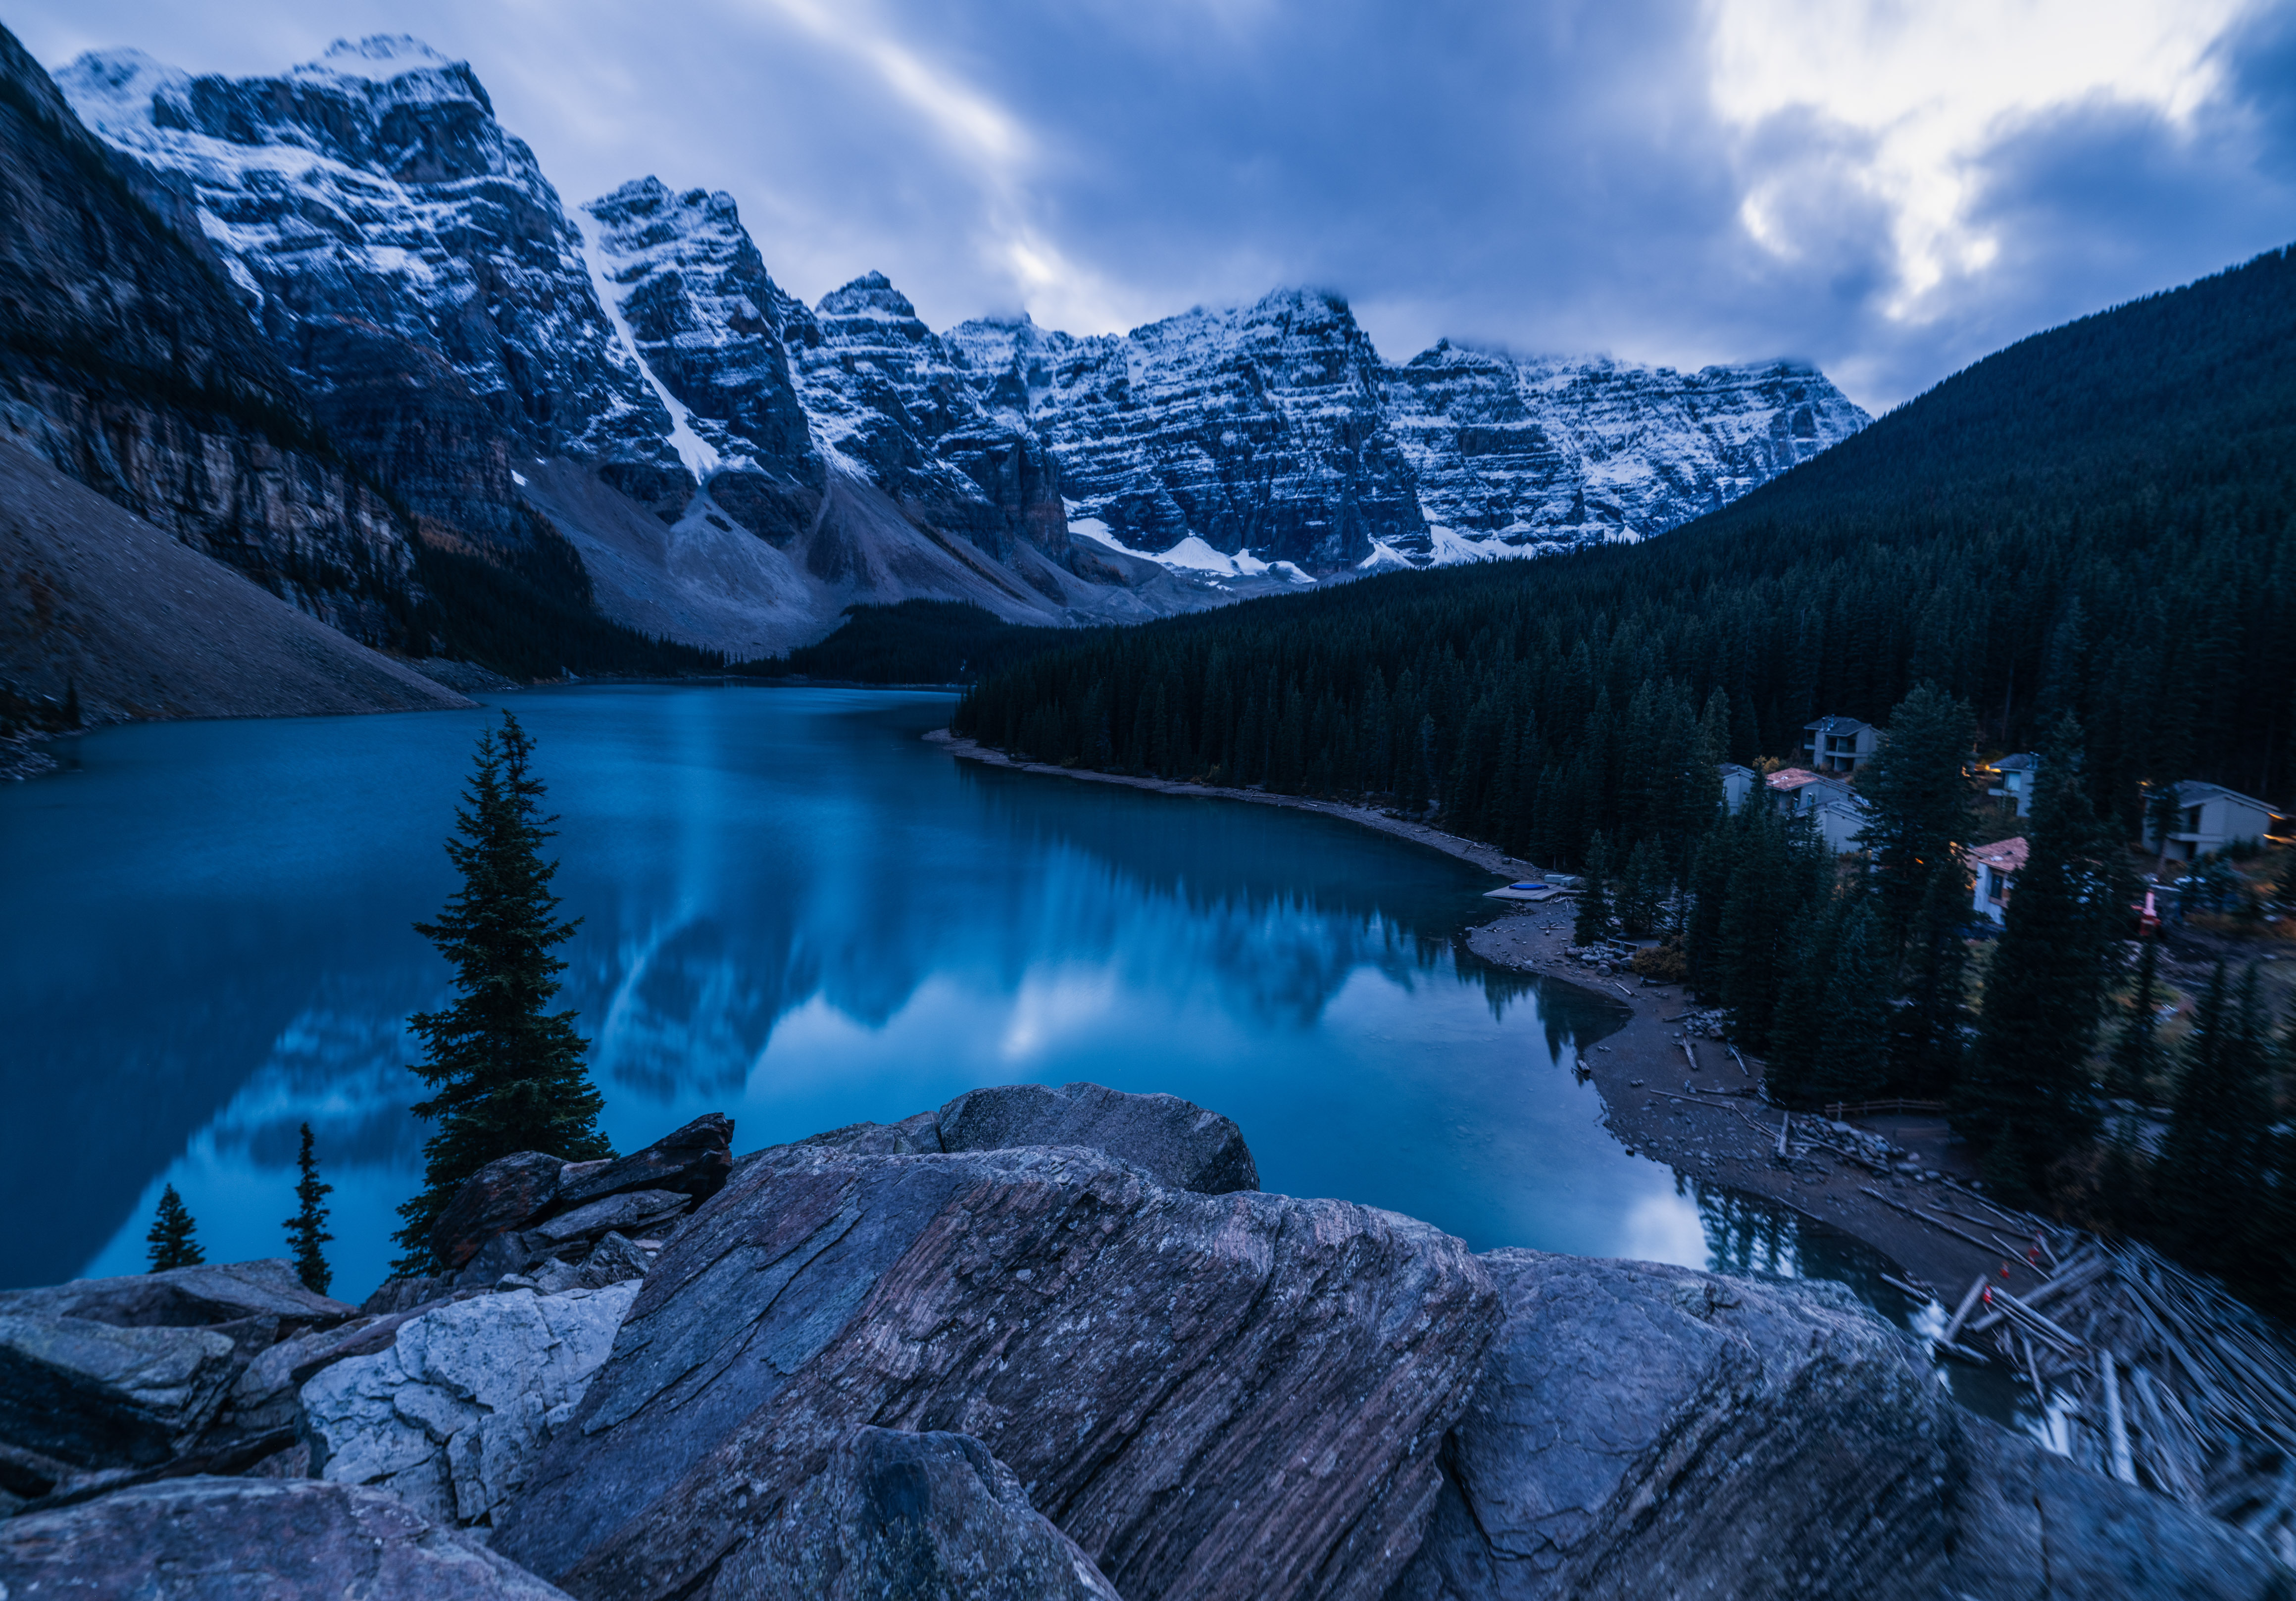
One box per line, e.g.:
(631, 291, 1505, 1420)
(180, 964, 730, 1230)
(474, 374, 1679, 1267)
(956, 242, 2296, 864)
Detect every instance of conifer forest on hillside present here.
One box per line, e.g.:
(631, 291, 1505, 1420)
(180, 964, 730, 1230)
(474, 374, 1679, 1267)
(955, 245, 2296, 1320)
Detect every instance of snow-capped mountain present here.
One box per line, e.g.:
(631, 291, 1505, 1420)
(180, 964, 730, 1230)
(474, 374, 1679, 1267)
(56, 38, 688, 546)
(950, 291, 1422, 572)
(580, 178, 823, 542)
(1380, 343, 1868, 561)
(952, 303, 1867, 574)
(55, 33, 1868, 657)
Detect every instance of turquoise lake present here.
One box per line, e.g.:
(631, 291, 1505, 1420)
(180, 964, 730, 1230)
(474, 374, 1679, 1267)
(0, 684, 1898, 1306)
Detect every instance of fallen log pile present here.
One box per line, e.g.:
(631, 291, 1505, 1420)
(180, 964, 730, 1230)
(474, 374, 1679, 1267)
(1931, 1228, 2296, 1566)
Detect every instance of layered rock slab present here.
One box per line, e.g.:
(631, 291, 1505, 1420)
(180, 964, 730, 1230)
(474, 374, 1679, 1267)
(303, 1281, 640, 1529)
(938, 1081, 1260, 1195)
(1388, 1251, 2291, 1601)
(0, 1314, 239, 1473)
(725, 1425, 1123, 1601)
(0, 1476, 574, 1598)
(493, 1143, 1498, 1601)
(802, 1080, 1259, 1196)
(0, 1255, 357, 1332)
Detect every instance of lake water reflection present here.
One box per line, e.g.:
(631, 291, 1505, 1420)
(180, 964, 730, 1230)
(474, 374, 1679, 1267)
(1, 685, 1874, 1305)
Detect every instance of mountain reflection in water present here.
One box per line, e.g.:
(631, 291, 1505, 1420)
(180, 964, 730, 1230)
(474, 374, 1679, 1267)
(0, 687, 1884, 1309)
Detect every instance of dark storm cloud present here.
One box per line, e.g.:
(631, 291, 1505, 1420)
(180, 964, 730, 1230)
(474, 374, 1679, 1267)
(7, 0, 2293, 408)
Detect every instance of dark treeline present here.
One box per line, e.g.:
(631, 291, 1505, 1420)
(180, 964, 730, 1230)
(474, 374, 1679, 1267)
(956, 242, 2296, 859)
(750, 600, 1076, 685)
(953, 243, 2296, 1312)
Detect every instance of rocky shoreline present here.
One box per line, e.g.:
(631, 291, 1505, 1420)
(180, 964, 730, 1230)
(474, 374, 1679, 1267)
(0, 1083, 2282, 1598)
(928, 730, 1543, 881)
(932, 728, 2029, 1306)
(1464, 912, 2042, 1304)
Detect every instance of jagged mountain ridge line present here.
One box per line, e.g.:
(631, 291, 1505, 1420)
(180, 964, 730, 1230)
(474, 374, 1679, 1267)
(51, 32, 1867, 660)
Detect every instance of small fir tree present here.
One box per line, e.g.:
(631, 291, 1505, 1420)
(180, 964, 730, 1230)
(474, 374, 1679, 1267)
(2151, 963, 2271, 1280)
(285, 1123, 334, 1296)
(2106, 938, 2168, 1099)
(1858, 683, 1979, 954)
(1954, 722, 2125, 1202)
(1574, 832, 1616, 946)
(146, 1184, 203, 1272)
(393, 713, 611, 1272)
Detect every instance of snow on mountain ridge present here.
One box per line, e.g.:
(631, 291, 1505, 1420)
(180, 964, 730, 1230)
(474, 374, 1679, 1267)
(54, 39, 687, 546)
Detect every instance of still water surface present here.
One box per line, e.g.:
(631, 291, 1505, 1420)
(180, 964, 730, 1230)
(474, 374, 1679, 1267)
(0, 685, 1895, 1307)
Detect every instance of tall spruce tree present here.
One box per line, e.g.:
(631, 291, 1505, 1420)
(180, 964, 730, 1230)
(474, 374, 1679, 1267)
(2152, 963, 2271, 1280)
(394, 713, 611, 1272)
(1716, 804, 1828, 1053)
(1955, 723, 2124, 1202)
(1859, 683, 1979, 952)
(146, 1184, 203, 1272)
(1760, 897, 1839, 1107)
(1808, 898, 1893, 1106)
(1574, 832, 1616, 946)
(2107, 938, 2168, 1098)
(1893, 866, 1972, 1097)
(285, 1123, 334, 1296)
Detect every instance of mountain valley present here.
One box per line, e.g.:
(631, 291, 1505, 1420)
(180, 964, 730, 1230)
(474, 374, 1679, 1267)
(23, 31, 1866, 671)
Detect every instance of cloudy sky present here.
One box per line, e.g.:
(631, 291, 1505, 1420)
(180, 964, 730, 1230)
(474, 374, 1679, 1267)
(12, 0, 2295, 409)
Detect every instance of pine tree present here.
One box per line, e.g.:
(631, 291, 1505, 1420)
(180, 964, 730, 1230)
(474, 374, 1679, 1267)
(285, 1122, 335, 1296)
(1859, 683, 1979, 953)
(146, 1184, 203, 1272)
(1808, 898, 1893, 1105)
(1761, 897, 1839, 1107)
(2107, 938, 2168, 1098)
(1891, 866, 1971, 1097)
(1955, 723, 2124, 1202)
(393, 713, 612, 1272)
(1716, 805, 1827, 1053)
(1574, 832, 1616, 946)
(2152, 963, 2271, 1279)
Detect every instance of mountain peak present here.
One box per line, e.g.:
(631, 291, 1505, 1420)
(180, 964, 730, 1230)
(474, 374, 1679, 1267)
(305, 36, 460, 81)
(818, 271, 916, 320)
(53, 49, 185, 133)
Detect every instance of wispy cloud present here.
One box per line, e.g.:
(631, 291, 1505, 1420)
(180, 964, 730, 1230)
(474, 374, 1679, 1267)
(11, 0, 2291, 406)
(1709, 0, 2257, 320)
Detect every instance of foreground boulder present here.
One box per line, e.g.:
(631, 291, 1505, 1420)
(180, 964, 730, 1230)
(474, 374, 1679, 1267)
(939, 1081, 1260, 1194)
(1388, 1251, 2291, 1601)
(802, 1080, 1259, 1194)
(302, 1282, 640, 1529)
(413, 1115, 737, 1281)
(0, 1314, 239, 1476)
(493, 1143, 1497, 1601)
(0, 1256, 357, 1333)
(553, 1113, 736, 1211)
(0, 1476, 573, 1597)
(433, 1151, 568, 1271)
(724, 1426, 1123, 1600)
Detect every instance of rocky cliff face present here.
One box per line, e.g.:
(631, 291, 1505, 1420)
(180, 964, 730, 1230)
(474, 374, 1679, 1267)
(55, 37, 691, 550)
(47, 27, 1870, 654)
(0, 24, 421, 648)
(951, 303, 1868, 575)
(583, 181, 1069, 569)
(1380, 345, 1868, 561)
(950, 292, 1422, 572)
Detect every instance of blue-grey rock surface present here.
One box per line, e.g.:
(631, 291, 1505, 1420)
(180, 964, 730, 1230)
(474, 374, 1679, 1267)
(492, 1142, 1499, 1601)
(0, 1476, 576, 1598)
(723, 1425, 1124, 1601)
(1387, 1250, 2292, 1601)
(58, 37, 689, 547)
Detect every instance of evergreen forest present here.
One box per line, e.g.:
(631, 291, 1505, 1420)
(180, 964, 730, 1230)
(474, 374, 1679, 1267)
(953, 242, 2296, 1317)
